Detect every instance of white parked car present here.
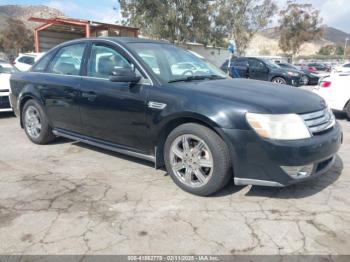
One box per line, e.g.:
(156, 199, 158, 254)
(14, 53, 44, 71)
(0, 61, 18, 112)
(171, 62, 210, 76)
(313, 73, 350, 118)
(333, 62, 350, 73)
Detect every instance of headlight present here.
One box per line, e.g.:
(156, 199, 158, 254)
(287, 71, 299, 77)
(246, 113, 311, 140)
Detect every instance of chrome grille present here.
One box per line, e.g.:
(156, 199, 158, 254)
(300, 108, 335, 134)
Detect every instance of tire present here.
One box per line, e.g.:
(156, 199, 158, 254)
(346, 101, 350, 120)
(302, 75, 309, 85)
(22, 99, 56, 144)
(164, 123, 232, 196)
(272, 77, 287, 85)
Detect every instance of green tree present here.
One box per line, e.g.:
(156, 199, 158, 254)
(318, 44, 336, 56)
(335, 45, 345, 56)
(118, 0, 276, 50)
(214, 0, 277, 55)
(278, 1, 323, 59)
(118, 0, 212, 44)
(0, 18, 33, 55)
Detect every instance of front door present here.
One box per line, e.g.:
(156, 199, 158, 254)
(43, 43, 86, 133)
(248, 58, 269, 81)
(79, 42, 151, 153)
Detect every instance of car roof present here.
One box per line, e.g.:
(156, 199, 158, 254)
(60, 37, 171, 46)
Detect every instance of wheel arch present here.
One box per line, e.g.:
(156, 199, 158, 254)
(18, 94, 45, 128)
(154, 114, 233, 169)
(271, 75, 286, 82)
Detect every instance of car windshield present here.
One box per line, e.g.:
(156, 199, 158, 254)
(263, 59, 280, 69)
(129, 42, 226, 83)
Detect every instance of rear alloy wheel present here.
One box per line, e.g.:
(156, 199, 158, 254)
(272, 77, 287, 85)
(25, 106, 42, 139)
(22, 100, 56, 144)
(164, 123, 232, 196)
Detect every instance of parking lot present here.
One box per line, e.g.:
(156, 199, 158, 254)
(0, 110, 349, 255)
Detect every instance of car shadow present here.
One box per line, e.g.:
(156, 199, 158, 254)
(73, 141, 155, 168)
(245, 154, 343, 199)
(0, 112, 15, 119)
(45, 136, 344, 199)
(333, 111, 347, 120)
(211, 181, 247, 197)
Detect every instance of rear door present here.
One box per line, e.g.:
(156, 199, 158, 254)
(41, 43, 86, 133)
(232, 58, 249, 77)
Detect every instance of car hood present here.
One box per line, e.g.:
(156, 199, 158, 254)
(172, 78, 326, 114)
(270, 67, 301, 76)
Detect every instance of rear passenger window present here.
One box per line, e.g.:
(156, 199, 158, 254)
(19, 56, 35, 65)
(48, 43, 86, 76)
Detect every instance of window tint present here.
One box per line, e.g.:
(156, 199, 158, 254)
(48, 43, 85, 76)
(249, 59, 265, 69)
(31, 53, 54, 72)
(87, 44, 133, 78)
(344, 63, 350, 68)
(19, 56, 35, 65)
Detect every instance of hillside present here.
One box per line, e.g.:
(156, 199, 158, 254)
(248, 26, 350, 56)
(0, 4, 64, 30)
(260, 26, 350, 44)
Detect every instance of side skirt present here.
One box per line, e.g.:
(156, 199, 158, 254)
(53, 129, 156, 163)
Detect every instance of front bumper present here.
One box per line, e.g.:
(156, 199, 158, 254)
(222, 122, 342, 187)
(0, 92, 12, 112)
(308, 76, 320, 85)
(287, 76, 303, 87)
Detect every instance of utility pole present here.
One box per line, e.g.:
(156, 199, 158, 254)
(344, 37, 349, 62)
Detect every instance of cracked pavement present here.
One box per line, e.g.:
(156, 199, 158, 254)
(0, 112, 349, 255)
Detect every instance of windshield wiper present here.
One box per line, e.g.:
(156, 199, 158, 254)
(168, 75, 225, 83)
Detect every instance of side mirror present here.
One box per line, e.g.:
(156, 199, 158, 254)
(109, 69, 141, 83)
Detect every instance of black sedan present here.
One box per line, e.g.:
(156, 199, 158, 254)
(221, 57, 303, 87)
(277, 62, 320, 85)
(9, 38, 342, 196)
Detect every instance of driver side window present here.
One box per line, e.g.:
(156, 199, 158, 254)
(87, 44, 142, 79)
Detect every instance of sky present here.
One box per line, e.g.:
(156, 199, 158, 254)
(0, 0, 349, 33)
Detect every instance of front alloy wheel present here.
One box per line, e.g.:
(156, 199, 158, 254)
(170, 134, 214, 187)
(302, 75, 309, 85)
(272, 77, 287, 85)
(164, 123, 232, 196)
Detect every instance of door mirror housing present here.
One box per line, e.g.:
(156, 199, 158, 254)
(109, 69, 141, 83)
